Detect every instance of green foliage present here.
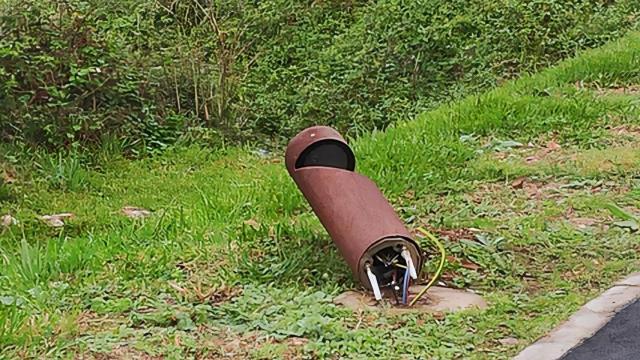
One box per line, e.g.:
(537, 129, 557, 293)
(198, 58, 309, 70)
(1, 0, 639, 150)
(1, 34, 640, 357)
(215, 285, 343, 339)
(0, 178, 11, 202)
(38, 152, 89, 191)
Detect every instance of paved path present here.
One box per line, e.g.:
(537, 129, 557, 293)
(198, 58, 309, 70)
(515, 273, 640, 360)
(561, 299, 640, 360)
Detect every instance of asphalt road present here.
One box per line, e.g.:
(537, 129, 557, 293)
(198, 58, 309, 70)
(561, 299, 640, 360)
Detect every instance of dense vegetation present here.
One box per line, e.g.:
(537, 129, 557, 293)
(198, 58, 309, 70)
(1, 0, 639, 152)
(1, 32, 639, 358)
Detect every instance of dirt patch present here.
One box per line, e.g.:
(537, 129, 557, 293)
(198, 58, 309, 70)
(575, 82, 640, 96)
(609, 125, 640, 137)
(607, 125, 640, 146)
(75, 312, 127, 336)
(596, 85, 640, 96)
(568, 217, 601, 230)
(200, 329, 308, 360)
(77, 346, 162, 360)
(521, 140, 563, 164)
(489, 137, 562, 164)
(172, 257, 239, 304)
(204, 330, 264, 359)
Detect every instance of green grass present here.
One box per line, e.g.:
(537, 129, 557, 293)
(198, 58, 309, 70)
(1, 33, 640, 359)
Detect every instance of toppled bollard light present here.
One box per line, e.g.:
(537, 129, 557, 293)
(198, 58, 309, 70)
(285, 126, 424, 304)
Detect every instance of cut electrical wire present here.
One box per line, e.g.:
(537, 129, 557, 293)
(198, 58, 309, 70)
(401, 266, 410, 305)
(366, 264, 383, 301)
(409, 227, 447, 307)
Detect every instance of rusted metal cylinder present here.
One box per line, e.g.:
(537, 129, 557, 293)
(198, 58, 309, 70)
(285, 126, 423, 290)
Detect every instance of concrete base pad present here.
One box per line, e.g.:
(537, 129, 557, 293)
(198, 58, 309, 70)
(334, 285, 487, 314)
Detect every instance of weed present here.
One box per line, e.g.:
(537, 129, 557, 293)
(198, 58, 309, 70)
(38, 152, 89, 191)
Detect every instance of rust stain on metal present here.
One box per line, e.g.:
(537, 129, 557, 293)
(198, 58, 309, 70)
(285, 126, 423, 296)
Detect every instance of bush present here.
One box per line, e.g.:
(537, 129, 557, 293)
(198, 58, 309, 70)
(1, 0, 639, 151)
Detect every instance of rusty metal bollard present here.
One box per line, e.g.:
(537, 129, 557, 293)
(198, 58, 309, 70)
(285, 126, 423, 302)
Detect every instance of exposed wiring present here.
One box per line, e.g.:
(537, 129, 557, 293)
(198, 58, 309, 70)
(401, 266, 410, 305)
(391, 271, 399, 305)
(409, 227, 447, 307)
(366, 264, 383, 301)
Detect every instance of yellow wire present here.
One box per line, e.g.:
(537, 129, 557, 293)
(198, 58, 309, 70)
(409, 227, 447, 307)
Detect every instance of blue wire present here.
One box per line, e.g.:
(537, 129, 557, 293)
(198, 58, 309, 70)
(401, 267, 410, 305)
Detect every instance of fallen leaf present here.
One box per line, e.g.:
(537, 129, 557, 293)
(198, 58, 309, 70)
(121, 206, 151, 219)
(243, 219, 260, 229)
(570, 217, 598, 229)
(498, 337, 520, 346)
(545, 140, 561, 151)
(524, 155, 540, 164)
(2, 170, 16, 184)
(1, 214, 17, 227)
(523, 183, 540, 198)
(460, 260, 481, 271)
(168, 281, 187, 294)
(610, 125, 640, 137)
(511, 177, 526, 189)
(287, 337, 309, 347)
(563, 269, 581, 280)
(40, 213, 74, 227)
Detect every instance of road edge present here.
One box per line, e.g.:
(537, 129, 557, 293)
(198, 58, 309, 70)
(514, 272, 640, 360)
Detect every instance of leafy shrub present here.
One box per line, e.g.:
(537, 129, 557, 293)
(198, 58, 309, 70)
(1, 0, 639, 150)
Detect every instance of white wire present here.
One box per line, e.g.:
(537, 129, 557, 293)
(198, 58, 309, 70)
(401, 248, 418, 279)
(366, 265, 383, 301)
